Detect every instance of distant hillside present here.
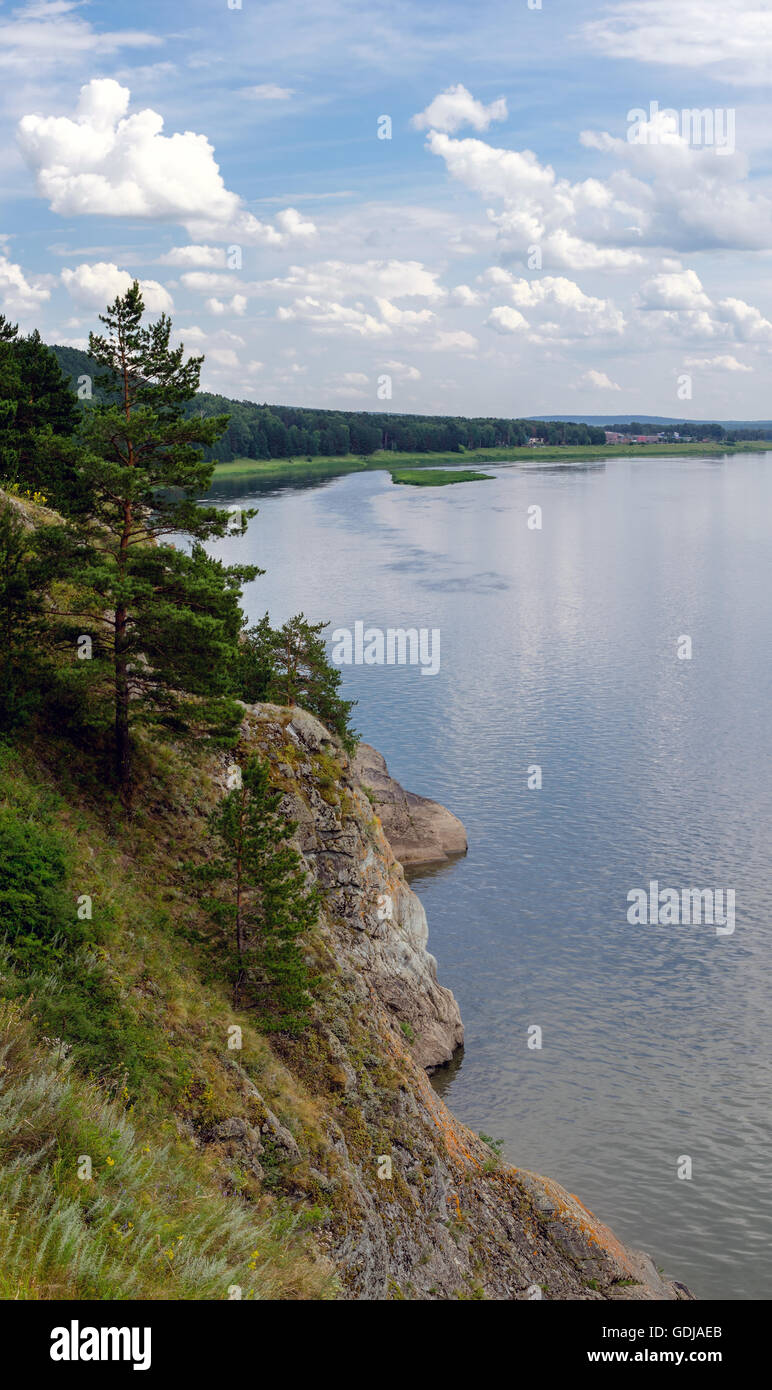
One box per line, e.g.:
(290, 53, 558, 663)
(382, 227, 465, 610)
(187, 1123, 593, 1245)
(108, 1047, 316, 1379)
(535, 414, 772, 429)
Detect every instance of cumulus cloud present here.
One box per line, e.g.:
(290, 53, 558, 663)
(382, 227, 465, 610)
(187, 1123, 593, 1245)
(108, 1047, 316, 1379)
(257, 259, 445, 302)
(537, 229, 644, 270)
(450, 283, 484, 306)
(0, 251, 51, 317)
(375, 298, 434, 329)
(582, 1, 772, 86)
(159, 245, 227, 268)
(18, 79, 317, 247)
(277, 296, 392, 337)
(206, 295, 247, 316)
(180, 272, 244, 295)
(486, 272, 625, 340)
(579, 118, 772, 253)
(578, 369, 621, 390)
(486, 305, 529, 335)
(60, 261, 173, 312)
(428, 330, 478, 352)
(382, 359, 421, 380)
(636, 268, 711, 311)
(635, 267, 772, 348)
(717, 297, 772, 343)
(684, 354, 753, 372)
(425, 111, 772, 265)
(412, 84, 508, 134)
(207, 347, 241, 369)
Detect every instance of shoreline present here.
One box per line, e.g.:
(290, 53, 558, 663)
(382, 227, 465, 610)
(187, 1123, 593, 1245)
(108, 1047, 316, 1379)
(209, 439, 772, 488)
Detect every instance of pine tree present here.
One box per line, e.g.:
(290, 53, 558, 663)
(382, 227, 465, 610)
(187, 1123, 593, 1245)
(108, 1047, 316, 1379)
(42, 282, 259, 800)
(202, 754, 319, 1032)
(237, 611, 357, 751)
(0, 319, 81, 509)
(235, 612, 276, 702)
(0, 499, 50, 729)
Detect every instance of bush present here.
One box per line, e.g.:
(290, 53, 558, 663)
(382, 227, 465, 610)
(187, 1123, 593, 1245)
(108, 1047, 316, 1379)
(0, 808, 77, 967)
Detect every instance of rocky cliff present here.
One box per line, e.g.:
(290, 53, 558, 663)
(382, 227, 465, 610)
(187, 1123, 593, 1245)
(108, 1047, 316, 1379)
(219, 702, 691, 1301)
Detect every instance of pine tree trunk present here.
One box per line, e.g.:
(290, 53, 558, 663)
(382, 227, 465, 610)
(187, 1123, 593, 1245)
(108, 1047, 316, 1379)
(114, 603, 132, 802)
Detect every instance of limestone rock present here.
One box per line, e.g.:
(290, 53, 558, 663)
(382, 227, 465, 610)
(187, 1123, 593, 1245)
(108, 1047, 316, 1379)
(352, 743, 467, 867)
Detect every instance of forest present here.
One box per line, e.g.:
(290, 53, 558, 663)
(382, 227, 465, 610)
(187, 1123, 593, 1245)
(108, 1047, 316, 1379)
(50, 343, 608, 462)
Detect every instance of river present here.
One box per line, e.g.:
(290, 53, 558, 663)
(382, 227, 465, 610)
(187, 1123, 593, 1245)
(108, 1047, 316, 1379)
(208, 451, 772, 1300)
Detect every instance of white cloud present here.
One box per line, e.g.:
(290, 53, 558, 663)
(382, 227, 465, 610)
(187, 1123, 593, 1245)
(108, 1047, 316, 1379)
(258, 259, 445, 302)
(636, 268, 711, 311)
(450, 283, 484, 306)
(486, 305, 529, 334)
(18, 79, 317, 247)
(579, 120, 772, 253)
(0, 252, 51, 317)
(717, 297, 772, 343)
(206, 295, 247, 316)
(241, 84, 294, 100)
(382, 359, 421, 380)
(277, 296, 391, 337)
(60, 261, 172, 312)
(635, 270, 772, 348)
(578, 369, 621, 390)
(207, 347, 241, 369)
(429, 329, 478, 352)
(488, 272, 625, 339)
(375, 297, 434, 329)
(0, 1, 160, 73)
(274, 208, 317, 241)
(180, 272, 244, 294)
(582, 1, 772, 86)
(412, 84, 508, 134)
(426, 114, 772, 265)
(538, 228, 644, 270)
(684, 354, 752, 372)
(159, 245, 227, 268)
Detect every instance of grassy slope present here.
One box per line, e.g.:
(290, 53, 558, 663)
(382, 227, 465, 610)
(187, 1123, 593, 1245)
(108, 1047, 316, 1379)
(0, 735, 333, 1300)
(210, 439, 772, 487)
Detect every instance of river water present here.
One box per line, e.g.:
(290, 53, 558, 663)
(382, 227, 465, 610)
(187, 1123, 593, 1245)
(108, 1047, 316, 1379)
(208, 452, 772, 1300)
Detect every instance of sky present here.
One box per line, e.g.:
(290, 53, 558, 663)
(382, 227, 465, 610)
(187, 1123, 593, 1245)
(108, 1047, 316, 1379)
(1, 0, 772, 418)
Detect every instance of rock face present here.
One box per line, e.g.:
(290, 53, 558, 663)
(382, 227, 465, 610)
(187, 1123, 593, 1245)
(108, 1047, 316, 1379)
(352, 742, 468, 866)
(242, 706, 464, 1072)
(230, 703, 693, 1302)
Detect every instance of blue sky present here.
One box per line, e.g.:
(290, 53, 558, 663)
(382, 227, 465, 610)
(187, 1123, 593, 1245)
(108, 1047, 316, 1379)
(2, 0, 772, 417)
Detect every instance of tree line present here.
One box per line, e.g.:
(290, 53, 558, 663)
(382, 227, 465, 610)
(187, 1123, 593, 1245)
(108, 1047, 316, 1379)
(50, 344, 608, 461)
(606, 420, 769, 441)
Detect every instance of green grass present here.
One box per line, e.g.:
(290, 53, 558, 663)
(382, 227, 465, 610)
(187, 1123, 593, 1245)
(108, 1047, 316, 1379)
(0, 738, 333, 1300)
(389, 468, 495, 487)
(210, 439, 772, 489)
(0, 997, 329, 1300)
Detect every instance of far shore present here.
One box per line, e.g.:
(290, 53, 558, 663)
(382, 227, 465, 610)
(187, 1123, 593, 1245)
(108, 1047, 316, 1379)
(209, 439, 772, 488)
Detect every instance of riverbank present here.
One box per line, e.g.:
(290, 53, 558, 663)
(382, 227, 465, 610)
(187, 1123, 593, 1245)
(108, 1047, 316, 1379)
(210, 439, 772, 488)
